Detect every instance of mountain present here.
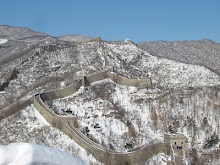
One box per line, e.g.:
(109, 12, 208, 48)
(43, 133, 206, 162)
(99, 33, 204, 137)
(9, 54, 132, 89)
(0, 25, 50, 67)
(0, 25, 74, 68)
(0, 25, 48, 40)
(137, 39, 220, 75)
(0, 26, 219, 165)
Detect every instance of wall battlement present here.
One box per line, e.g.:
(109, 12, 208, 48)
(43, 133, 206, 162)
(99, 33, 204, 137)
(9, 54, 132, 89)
(164, 133, 187, 165)
(77, 69, 152, 89)
(32, 68, 162, 164)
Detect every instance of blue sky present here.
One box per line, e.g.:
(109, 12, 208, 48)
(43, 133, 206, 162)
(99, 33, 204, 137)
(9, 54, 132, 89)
(1, 0, 220, 43)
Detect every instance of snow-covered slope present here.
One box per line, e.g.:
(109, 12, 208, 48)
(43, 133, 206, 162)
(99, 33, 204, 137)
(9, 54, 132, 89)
(0, 106, 100, 165)
(0, 26, 220, 164)
(137, 39, 220, 75)
(51, 78, 220, 155)
(0, 143, 84, 165)
(105, 41, 220, 88)
(0, 25, 48, 40)
(0, 39, 8, 45)
(145, 153, 169, 165)
(52, 79, 163, 151)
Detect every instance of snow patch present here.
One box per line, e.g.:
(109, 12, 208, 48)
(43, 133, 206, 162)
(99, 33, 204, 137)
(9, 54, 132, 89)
(0, 105, 101, 165)
(145, 153, 169, 165)
(0, 143, 84, 165)
(0, 38, 8, 45)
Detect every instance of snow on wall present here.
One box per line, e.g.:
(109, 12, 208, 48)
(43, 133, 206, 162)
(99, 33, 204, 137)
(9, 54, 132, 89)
(52, 78, 220, 163)
(52, 79, 163, 152)
(33, 80, 164, 165)
(0, 38, 220, 164)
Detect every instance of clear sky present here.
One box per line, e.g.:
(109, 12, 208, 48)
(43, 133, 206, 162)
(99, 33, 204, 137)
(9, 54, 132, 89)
(1, 0, 220, 43)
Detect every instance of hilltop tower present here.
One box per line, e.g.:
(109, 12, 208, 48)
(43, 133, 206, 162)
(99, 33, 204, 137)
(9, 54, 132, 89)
(164, 133, 187, 164)
(76, 76, 87, 87)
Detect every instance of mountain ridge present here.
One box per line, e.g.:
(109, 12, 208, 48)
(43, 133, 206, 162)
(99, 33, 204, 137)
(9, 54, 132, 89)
(137, 39, 220, 75)
(0, 25, 49, 40)
(0, 25, 219, 165)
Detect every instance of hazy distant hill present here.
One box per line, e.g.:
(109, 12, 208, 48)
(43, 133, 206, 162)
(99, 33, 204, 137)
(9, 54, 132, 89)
(138, 39, 220, 75)
(0, 25, 48, 40)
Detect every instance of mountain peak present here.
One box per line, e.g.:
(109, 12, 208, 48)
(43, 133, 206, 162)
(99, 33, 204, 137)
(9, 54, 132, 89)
(201, 38, 215, 43)
(124, 38, 134, 45)
(0, 25, 48, 40)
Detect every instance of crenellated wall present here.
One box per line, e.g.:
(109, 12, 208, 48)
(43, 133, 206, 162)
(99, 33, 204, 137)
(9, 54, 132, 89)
(41, 80, 82, 101)
(32, 69, 163, 164)
(85, 70, 152, 88)
(34, 94, 163, 165)
(106, 72, 152, 88)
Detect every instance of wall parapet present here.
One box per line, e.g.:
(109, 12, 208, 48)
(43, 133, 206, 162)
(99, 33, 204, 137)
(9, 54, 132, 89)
(33, 69, 161, 164)
(79, 71, 152, 88)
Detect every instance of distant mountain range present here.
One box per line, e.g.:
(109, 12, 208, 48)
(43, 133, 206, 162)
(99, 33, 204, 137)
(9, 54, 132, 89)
(137, 39, 220, 75)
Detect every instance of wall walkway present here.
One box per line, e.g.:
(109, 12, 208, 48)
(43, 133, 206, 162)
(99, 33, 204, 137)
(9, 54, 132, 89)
(33, 70, 163, 165)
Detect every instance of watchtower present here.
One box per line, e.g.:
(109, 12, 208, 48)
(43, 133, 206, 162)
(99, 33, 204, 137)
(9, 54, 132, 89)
(164, 133, 187, 163)
(139, 77, 152, 88)
(105, 65, 114, 72)
(76, 76, 87, 87)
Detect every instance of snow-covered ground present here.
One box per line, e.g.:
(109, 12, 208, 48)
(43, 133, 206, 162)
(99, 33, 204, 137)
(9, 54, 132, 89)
(51, 78, 220, 163)
(145, 153, 170, 165)
(0, 37, 220, 164)
(52, 79, 164, 151)
(0, 142, 84, 165)
(105, 41, 220, 88)
(143, 55, 220, 88)
(0, 38, 8, 45)
(0, 105, 101, 165)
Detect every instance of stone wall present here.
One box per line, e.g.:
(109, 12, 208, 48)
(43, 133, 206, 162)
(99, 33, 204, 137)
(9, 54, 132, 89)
(83, 71, 152, 88)
(41, 80, 82, 101)
(164, 133, 186, 165)
(0, 67, 156, 164)
(35, 94, 164, 164)
(32, 70, 162, 164)
(86, 71, 108, 85)
(107, 72, 152, 88)
(164, 133, 186, 156)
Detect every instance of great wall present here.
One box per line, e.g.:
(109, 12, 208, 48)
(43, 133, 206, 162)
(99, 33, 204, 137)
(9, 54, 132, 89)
(0, 38, 187, 164)
(32, 67, 167, 165)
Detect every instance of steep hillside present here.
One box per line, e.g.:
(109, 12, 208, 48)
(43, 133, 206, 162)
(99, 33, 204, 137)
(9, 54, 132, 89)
(0, 105, 97, 164)
(50, 77, 220, 164)
(0, 25, 49, 66)
(104, 40, 219, 88)
(0, 25, 48, 40)
(138, 39, 220, 75)
(0, 26, 220, 164)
